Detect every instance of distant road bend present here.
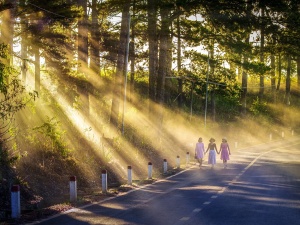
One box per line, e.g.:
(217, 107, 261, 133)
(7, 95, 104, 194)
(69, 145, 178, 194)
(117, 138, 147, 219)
(28, 137, 300, 225)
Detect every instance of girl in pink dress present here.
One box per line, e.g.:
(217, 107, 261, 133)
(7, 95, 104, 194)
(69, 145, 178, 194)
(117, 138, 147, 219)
(219, 138, 231, 168)
(195, 137, 205, 167)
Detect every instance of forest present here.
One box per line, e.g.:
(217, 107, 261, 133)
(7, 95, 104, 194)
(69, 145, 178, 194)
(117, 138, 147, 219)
(1, 0, 300, 221)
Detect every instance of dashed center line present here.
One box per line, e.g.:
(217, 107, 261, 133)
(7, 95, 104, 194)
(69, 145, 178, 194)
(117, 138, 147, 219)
(193, 208, 202, 212)
(174, 148, 284, 225)
(180, 217, 190, 221)
(197, 149, 277, 216)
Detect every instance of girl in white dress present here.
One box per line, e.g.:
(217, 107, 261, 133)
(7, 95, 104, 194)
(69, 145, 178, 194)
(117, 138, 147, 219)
(205, 138, 218, 168)
(195, 137, 205, 167)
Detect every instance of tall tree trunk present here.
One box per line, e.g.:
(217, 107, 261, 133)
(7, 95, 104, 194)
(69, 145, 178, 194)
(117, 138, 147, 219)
(297, 56, 300, 88)
(276, 53, 282, 90)
(237, 66, 242, 82)
(209, 39, 216, 122)
(241, 1, 252, 115)
(156, 5, 171, 126)
(177, 16, 183, 108)
(259, 7, 265, 101)
(270, 53, 276, 90)
(129, 0, 136, 102)
(147, 0, 158, 109)
(270, 51, 276, 103)
(241, 34, 249, 116)
(211, 90, 216, 121)
(157, 6, 170, 105)
(110, 2, 130, 127)
(229, 62, 237, 81)
(164, 18, 173, 106)
(1, 0, 14, 66)
(269, 21, 276, 102)
(189, 85, 194, 121)
(78, 0, 88, 69)
(270, 35, 276, 92)
(285, 54, 291, 105)
(34, 45, 40, 93)
(90, 0, 100, 76)
(241, 59, 248, 115)
(20, 0, 27, 83)
(21, 33, 27, 83)
(77, 0, 89, 116)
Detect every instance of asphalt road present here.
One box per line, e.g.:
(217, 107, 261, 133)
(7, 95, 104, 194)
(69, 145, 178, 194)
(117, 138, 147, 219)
(29, 137, 300, 225)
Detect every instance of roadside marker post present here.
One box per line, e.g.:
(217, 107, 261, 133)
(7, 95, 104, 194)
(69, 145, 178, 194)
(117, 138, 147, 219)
(269, 133, 272, 141)
(101, 170, 108, 192)
(11, 185, 21, 219)
(69, 176, 77, 202)
(127, 166, 132, 185)
(176, 156, 180, 169)
(186, 152, 190, 167)
(148, 162, 153, 179)
(282, 131, 285, 138)
(163, 159, 168, 174)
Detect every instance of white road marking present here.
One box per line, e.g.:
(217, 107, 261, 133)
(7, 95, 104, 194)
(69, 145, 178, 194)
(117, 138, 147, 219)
(180, 217, 190, 221)
(193, 208, 202, 212)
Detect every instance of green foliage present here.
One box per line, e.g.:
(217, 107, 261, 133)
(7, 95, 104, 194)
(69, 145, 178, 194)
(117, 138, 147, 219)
(0, 43, 38, 121)
(244, 61, 271, 76)
(0, 142, 19, 168)
(31, 117, 71, 158)
(133, 70, 150, 98)
(249, 97, 269, 116)
(216, 94, 241, 121)
(0, 78, 38, 119)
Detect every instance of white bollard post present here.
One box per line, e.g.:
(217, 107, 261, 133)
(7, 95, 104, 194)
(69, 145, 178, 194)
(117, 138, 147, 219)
(235, 142, 238, 148)
(163, 159, 168, 174)
(186, 152, 190, 166)
(69, 176, 77, 202)
(269, 133, 272, 141)
(101, 170, 107, 192)
(282, 131, 285, 138)
(148, 162, 153, 179)
(11, 185, 21, 219)
(127, 166, 132, 185)
(176, 156, 180, 168)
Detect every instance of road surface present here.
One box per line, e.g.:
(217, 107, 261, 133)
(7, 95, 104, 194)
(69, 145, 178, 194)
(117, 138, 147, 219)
(28, 137, 300, 225)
